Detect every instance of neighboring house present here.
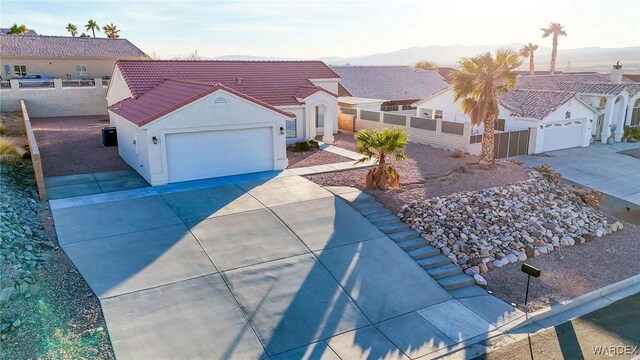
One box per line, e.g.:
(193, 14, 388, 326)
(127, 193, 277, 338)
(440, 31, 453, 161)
(413, 65, 640, 153)
(106, 60, 340, 185)
(0, 28, 39, 36)
(330, 65, 449, 112)
(0, 34, 148, 80)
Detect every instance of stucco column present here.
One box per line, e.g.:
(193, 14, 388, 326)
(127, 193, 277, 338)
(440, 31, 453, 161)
(601, 97, 614, 143)
(614, 97, 628, 142)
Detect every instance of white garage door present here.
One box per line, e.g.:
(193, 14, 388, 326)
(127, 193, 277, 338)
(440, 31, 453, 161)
(166, 127, 273, 183)
(541, 122, 582, 152)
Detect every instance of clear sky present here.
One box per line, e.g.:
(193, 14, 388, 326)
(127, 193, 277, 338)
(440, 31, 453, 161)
(1, 0, 639, 59)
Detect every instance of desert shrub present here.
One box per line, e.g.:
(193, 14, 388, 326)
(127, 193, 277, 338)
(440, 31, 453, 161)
(451, 149, 463, 158)
(623, 126, 640, 142)
(0, 154, 21, 165)
(510, 159, 524, 167)
(533, 163, 561, 184)
(0, 138, 20, 157)
(288, 140, 319, 152)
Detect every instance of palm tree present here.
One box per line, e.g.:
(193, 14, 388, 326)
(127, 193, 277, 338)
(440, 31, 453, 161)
(414, 60, 438, 71)
(66, 23, 78, 37)
(450, 49, 522, 164)
(519, 43, 538, 75)
(85, 19, 99, 37)
(541, 22, 567, 75)
(355, 128, 407, 190)
(79, 33, 89, 38)
(7, 24, 28, 35)
(102, 23, 120, 39)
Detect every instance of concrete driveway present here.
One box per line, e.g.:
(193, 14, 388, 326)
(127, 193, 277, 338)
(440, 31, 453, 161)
(519, 143, 640, 206)
(50, 172, 520, 359)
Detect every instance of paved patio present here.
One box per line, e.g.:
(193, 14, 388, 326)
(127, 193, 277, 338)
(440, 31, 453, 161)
(50, 172, 523, 359)
(520, 143, 640, 206)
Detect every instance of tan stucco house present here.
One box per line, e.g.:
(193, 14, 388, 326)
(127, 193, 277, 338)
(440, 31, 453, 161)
(0, 34, 148, 80)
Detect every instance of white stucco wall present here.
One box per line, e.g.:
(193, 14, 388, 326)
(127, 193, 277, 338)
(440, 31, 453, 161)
(415, 88, 469, 123)
(309, 79, 340, 95)
(112, 111, 151, 182)
(115, 89, 290, 185)
(106, 66, 132, 107)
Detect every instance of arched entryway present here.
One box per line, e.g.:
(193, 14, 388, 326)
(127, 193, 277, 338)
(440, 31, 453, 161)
(628, 98, 640, 127)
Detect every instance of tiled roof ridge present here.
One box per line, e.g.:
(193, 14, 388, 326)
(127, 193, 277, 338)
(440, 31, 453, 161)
(0, 33, 134, 41)
(116, 59, 334, 64)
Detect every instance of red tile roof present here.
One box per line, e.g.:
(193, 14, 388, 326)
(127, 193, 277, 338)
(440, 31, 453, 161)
(116, 60, 339, 106)
(109, 79, 294, 126)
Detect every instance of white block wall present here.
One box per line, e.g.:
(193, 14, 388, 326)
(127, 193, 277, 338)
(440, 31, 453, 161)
(354, 110, 473, 153)
(0, 79, 108, 117)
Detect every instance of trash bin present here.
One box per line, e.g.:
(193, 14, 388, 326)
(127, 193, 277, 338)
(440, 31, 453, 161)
(102, 127, 118, 147)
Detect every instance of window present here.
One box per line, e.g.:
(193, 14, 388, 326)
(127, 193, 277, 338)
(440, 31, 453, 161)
(315, 106, 325, 128)
(286, 118, 297, 138)
(631, 99, 640, 127)
(402, 105, 416, 111)
(3, 65, 9, 75)
(381, 105, 399, 112)
(76, 64, 87, 76)
(13, 65, 27, 76)
(434, 110, 443, 119)
(599, 97, 607, 110)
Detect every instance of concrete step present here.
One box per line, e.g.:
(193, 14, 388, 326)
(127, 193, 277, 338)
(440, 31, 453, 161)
(396, 237, 428, 251)
(416, 255, 451, 269)
(427, 263, 463, 279)
(437, 273, 476, 291)
(407, 246, 439, 260)
(378, 221, 410, 234)
(360, 208, 392, 220)
(353, 201, 383, 212)
(388, 229, 419, 243)
(370, 214, 402, 226)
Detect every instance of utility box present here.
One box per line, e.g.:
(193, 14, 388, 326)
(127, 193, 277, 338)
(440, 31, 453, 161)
(102, 127, 118, 147)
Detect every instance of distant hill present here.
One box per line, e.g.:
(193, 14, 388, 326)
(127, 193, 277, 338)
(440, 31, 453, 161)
(208, 44, 640, 73)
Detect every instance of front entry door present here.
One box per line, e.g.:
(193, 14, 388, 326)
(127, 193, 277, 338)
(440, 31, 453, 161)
(315, 106, 324, 136)
(595, 114, 604, 141)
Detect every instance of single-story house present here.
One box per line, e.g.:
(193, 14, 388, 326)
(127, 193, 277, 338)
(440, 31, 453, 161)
(413, 65, 640, 153)
(414, 87, 599, 153)
(330, 65, 449, 113)
(0, 34, 148, 80)
(106, 60, 340, 185)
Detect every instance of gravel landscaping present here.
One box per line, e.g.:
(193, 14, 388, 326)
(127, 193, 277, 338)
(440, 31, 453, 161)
(31, 115, 130, 177)
(307, 131, 530, 213)
(287, 148, 352, 169)
(399, 172, 623, 287)
(0, 161, 114, 359)
(483, 192, 640, 312)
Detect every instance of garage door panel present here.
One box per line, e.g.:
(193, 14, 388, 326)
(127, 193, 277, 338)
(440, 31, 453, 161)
(166, 128, 273, 183)
(542, 123, 582, 152)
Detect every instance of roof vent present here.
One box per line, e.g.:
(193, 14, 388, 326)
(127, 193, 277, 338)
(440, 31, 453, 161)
(236, 77, 243, 85)
(213, 96, 228, 106)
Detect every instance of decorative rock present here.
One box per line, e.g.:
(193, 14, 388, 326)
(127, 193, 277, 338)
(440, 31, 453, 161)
(474, 274, 487, 286)
(0, 287, 14, 305)
(398, 172, 618, 277)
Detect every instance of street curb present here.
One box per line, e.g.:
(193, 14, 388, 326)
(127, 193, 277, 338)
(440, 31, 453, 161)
(510, 273, 640, 330)
(435, 275, 640, 359)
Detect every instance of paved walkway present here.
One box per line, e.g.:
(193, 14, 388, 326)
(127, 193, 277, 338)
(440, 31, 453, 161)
(50, 171, 522, 360)
(519, 143, 640, 206)
(45, 169, 149, 200)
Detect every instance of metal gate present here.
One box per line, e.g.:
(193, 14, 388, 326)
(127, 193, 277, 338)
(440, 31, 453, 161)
(469, 129, 531, 159)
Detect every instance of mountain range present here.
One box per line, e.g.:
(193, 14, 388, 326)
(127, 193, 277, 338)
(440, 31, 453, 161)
(210, 43, 640, 73)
